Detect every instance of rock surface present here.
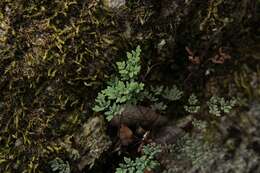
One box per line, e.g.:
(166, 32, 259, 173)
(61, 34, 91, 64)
(103, 0, 126, 9)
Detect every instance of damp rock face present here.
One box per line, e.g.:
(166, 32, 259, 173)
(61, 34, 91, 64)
(75, 116, 112, 170)
(48, 116, 112, 172)
(162, 134, 260, 173)
(161, 64, 260, 173)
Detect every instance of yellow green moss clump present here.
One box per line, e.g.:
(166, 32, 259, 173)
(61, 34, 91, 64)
(0, 0, 120, 172)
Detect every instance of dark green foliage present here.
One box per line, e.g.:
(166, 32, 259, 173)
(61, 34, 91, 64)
(184, 94, 200, 113)
(93, 46, 144, 121)
(207, 96, 236, 116)
(116, 144, 161, 173)
(49, 158, 70, 173)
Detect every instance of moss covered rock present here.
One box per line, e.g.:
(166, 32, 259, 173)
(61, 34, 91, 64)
(0, 0, 257, 172)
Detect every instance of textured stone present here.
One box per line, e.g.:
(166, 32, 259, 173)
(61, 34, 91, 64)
(76, 116, 112, 170)
(103, 0, 126, 9)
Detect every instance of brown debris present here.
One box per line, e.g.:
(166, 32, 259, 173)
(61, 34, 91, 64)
(211, 47, 232, 64)
(110, 104, 168, 128)
(119, 124, 134, 146)
(185, 47, 201, 65)
(153, 126, 184, 145)
(144, 169, 154, 173)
